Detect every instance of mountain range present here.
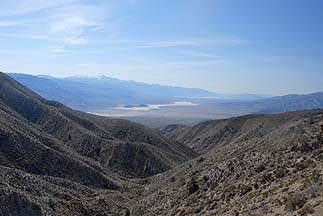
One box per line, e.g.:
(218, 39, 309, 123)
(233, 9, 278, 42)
(220, 92, 323, 114)
(7, 73, 323, 128)
(7, 73, 219, 110)
(7, 73, 269, 111)
(1, 71, 323, 215)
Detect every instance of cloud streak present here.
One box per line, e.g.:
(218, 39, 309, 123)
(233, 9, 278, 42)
(0, 32, 88, 45)
(0, 0, 76, 17)
(178, 50, 220, 58)
(0, 0, 112, 46)
(0, 20, 27, 26)
(0, 0, 250, 49)
(48, 2, 107, 37)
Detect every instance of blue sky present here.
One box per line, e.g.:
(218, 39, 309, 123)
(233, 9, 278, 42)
(0, 0, 322, 95)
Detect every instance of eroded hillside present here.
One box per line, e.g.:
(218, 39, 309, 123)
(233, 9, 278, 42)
(0, 72, 197, 179)
(1, 71, 323, 216)
(0, 72, 196, 215)
(133, 110, 323, 216)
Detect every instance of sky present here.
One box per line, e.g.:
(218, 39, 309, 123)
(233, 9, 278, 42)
(0, 0, 322, 95)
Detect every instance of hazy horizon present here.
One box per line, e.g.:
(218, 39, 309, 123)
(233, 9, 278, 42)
(1, 0, 323, 95)
(5, 71, 323, 96)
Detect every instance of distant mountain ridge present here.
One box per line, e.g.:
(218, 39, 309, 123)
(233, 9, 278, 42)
(7, 73, 270, 112)
(8, 73, 323, 129)
(7, 73, 220, 110)
(253, 92, 323, 113)
(221, 92, 323, 114)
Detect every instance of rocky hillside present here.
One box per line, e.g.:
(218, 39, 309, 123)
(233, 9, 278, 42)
(134, 110, 323, 215)
(165, 111, 320, 154)
(0, 74, 132, 215)
(0, 72, 197, 178)
(0, 71, 197, 215)
(2, 71, 323, 215)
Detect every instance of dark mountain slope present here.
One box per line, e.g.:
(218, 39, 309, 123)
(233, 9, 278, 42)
(99, 119, 197, 161)
(0, 72, 196, 178)
(0, 102, 118, 190)
(157, 124, 187, 135)
(0, 81, 135, 214)
(0, 71, 198, 214)
(133, 109, 323, 215)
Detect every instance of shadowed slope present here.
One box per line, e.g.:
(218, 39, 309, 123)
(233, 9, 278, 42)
(0, 72, 197, 178)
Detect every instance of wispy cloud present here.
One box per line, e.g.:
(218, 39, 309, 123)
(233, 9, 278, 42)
(106, 40, 204, 50)
(120, 37, 250, 49)
(0, 20, 27, 26)
(209, 37, 251, 46)
(0, 0, 250, 51)
(49, 48, 70, 53)
(36, 40, 201, 55)
(0, 0, 76, 17)
(48, 37, 249, 55)
(178, 50, 220, 58)
(48, 2, 108, 37)
(0, 32, 88, 45)
(0, 0, 114, 46)
(95, 37, 250, 50)
(0, 0, 250, 66)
